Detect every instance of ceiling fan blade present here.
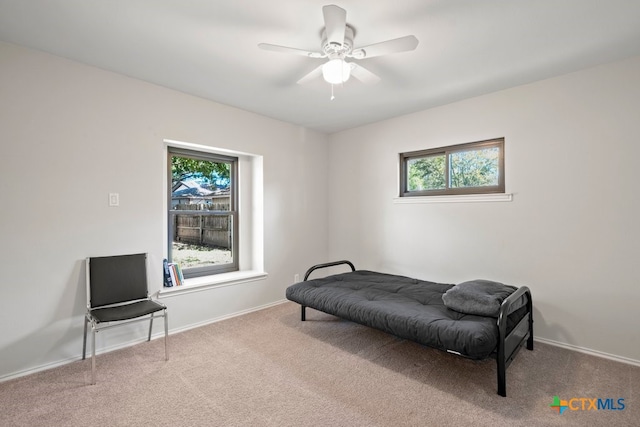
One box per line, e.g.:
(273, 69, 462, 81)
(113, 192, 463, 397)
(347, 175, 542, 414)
(322, 4, 347, 46)
(258, 43, 324, 58)
(351, 35, 419, 59)
(350, 63, 381, 84)
(297, 64, 324, 85)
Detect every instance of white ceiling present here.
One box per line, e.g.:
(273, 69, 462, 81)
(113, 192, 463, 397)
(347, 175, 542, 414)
(1, 1, 640, 134)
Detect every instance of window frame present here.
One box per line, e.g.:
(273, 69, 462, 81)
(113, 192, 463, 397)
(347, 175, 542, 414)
(399, 138, 505, 197)
(167, 146, 239, 278)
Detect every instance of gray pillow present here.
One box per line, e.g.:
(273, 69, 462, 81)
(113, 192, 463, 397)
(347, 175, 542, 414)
(442, 279, 524, 317)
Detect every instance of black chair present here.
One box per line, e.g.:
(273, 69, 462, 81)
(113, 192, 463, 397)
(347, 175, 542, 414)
(83, 253, 168, 384)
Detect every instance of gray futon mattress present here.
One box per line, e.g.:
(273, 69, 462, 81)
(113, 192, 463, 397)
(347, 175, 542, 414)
(286, 270, 526, 360)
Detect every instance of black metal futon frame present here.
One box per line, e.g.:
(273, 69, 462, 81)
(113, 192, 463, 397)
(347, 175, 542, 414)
(292, 260, 534, 397)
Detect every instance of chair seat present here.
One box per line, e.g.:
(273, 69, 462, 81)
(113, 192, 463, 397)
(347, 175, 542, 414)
(90, 300, 165, 323)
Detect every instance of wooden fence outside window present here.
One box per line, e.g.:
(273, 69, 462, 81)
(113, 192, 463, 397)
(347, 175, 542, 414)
(172, 202, 230, 249)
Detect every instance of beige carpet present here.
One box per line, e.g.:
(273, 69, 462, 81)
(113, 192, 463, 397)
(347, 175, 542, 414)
(1, 302, 638, 427)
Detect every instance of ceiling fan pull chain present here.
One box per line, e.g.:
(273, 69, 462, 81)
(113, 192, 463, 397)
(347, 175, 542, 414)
(330, 83, 335, 101)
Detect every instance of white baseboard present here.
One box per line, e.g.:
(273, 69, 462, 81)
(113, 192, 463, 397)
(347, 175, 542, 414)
(165, 299, 288, 336)
(0, 355, 85, 383)
(534, 336, 640, 367)
(0, 299, 289, 383)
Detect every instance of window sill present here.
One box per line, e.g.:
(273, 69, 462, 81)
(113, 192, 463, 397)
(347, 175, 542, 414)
(393, 193, 513, 204)
(157, 270, 268, 298)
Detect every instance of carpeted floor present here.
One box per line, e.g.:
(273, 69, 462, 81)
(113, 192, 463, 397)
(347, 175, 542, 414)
(1, 302, 638, 426)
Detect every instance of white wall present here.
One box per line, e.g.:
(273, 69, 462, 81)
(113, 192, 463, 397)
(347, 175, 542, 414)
(0, 41, 329, 379)
(328, 56, 640, 363)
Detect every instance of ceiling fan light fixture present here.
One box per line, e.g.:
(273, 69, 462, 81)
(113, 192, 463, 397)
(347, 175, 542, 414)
(322, 59, 351, 84)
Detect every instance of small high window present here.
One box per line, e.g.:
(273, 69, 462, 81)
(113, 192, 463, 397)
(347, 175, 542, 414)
(399, 138, 505, 197)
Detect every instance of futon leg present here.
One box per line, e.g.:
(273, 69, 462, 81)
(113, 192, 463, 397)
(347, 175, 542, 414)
(497, 356, 506, 397)
(301, 305, 306, 321)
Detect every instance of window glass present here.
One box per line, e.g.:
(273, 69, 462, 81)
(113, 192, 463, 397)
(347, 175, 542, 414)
(449, 146, 500, 188)
(407, 154, 445, 191)
(168, 148, 238, 277)
(400, 138, 504, 197)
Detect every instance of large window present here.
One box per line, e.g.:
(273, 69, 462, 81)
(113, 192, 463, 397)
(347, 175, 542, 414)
(168, 147, 238, 278)
(399, 138, 505, 197)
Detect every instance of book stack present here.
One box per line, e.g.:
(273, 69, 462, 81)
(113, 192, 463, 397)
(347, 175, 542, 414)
(163, 259, 185, 287)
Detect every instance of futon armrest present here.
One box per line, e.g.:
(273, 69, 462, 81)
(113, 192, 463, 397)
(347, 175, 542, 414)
(497, 286, 532, 336)
(303, 260, 356, 281)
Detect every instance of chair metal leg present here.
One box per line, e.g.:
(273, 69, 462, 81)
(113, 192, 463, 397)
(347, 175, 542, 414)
(148, 313, 154, 341)
(82, 315, 88, 360)
(91, 327, 96, 385)
(164, 309, 169, 361)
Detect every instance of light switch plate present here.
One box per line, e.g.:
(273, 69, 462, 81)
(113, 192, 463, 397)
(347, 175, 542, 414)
(109, 193, 119, 207)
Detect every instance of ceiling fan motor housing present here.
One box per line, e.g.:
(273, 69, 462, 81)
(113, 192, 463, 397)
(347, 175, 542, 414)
(321, 25, 355, 59)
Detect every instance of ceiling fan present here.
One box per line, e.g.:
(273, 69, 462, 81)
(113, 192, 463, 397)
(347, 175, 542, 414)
(258, 4, 419, 89)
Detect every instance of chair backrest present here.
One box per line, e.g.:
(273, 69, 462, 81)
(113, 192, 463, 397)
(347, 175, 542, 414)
(87, 253, 149, 309)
